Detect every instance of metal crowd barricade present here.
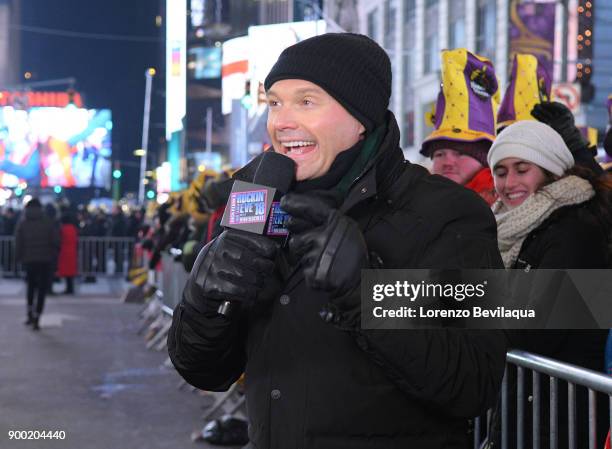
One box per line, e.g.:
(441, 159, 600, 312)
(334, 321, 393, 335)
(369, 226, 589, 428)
(1, 236, 135, 277)
(160, 252, 189, 310)
(78, 237, 135, 277)
(0, 236, 19, 275)
(136, 251, 186, 355)
(474, 350, 612, 449)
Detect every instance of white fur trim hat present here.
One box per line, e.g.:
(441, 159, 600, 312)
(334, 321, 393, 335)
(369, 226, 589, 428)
(487, 120, 574, 176)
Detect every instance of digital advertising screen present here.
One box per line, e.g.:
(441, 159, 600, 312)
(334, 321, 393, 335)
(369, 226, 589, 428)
(0, 106, 112, 189)
(166, 0, 186, 140)
(188, 46, 222, 80)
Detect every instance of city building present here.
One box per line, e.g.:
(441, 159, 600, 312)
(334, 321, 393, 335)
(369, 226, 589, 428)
(585, 0, 611, 132)
(0, 0, 21, 88)
(348, 0, 608, 161)
(177, 0, 323, 175)
(258, 0, 323, 24)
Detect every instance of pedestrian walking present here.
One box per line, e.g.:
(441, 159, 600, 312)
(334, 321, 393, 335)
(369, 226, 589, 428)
(14, 198, 61, 331)
(57, 212, 79, 294)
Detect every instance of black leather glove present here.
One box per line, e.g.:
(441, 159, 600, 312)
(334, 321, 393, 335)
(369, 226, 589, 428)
(531, 101, 587, 153)
(532, 101, 603, 175)
(185, 230, 279, 317)
(281, 191, 369, 298)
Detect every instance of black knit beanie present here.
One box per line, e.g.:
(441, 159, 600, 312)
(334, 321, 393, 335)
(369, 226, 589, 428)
(264, 33, 392, 133)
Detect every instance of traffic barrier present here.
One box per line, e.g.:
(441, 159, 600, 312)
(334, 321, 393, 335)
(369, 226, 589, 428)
(78, 237, 135, 277)
(475, 350, 612, 449)
(0, 236, 18, 275)
(0, 236, 136, 277)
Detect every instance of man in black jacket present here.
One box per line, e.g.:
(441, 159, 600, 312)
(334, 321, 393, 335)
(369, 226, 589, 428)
(168, 33, 507, 449)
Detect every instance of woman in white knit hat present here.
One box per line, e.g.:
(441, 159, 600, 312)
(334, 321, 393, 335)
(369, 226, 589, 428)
(487, 120, 611, 270)
(486, 119, 612, 449)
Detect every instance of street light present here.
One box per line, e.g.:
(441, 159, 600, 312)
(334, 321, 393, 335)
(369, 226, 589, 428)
(138, 68, 156, 204)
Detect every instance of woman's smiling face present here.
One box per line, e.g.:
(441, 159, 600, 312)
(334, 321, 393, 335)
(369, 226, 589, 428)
(493, 158, 550, 209)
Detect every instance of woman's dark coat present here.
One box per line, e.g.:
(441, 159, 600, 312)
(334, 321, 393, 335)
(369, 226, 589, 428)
(493, 201, 610, 449)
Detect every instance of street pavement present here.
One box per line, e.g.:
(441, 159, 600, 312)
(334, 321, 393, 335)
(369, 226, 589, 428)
(0, 278, 238, 449)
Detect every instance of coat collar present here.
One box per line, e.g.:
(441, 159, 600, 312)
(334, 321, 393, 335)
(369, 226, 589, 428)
(279, 113, 411, 291)
(339, 111, 408, 213)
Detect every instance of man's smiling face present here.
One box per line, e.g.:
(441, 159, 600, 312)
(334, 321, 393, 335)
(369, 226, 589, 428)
(266, 79, 365, 181)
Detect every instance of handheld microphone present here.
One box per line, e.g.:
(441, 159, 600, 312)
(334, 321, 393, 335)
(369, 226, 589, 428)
(217, 151, 295, 316)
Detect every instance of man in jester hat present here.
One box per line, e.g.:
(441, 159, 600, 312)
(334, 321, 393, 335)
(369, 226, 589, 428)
(420, 49, 500, 205)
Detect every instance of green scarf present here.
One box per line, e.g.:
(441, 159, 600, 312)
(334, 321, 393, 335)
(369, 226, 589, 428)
(335, 125, 385, 197)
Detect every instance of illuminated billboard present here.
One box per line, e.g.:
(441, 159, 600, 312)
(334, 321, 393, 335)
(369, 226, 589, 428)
(190, 0, 205, 28)
(0, 106, 112, 189)
(166, 0, 187, 191)
(188, 46, 222, 80)
(0, 90, 85, 108)
(156, 162, 171, 194)
(166, 0, 187, 140)
(222, 36, 249, 115)
(248, 20, 327, 84)
(221, 21, 326, 116)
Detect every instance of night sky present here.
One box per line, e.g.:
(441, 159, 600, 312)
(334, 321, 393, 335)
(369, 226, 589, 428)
(20, 0, 163, 194)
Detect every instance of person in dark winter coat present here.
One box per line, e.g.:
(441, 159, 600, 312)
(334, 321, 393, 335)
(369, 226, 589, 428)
(168, 33, 508, 449)
(110, 206, 127, 237)
(126, 209, 144, 238)
(14, 198, 61, 330)
(1, 207, 17, 235)
(487, 120, 612, 449)
(56, 212, 79, 294)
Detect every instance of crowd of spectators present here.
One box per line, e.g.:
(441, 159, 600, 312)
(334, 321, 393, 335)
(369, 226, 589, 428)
(0, 203, 146, 239)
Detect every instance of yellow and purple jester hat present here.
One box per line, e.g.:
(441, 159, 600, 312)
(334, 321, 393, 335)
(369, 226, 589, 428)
(497, 53, 551, 131)
(421, 49, 500, 162)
